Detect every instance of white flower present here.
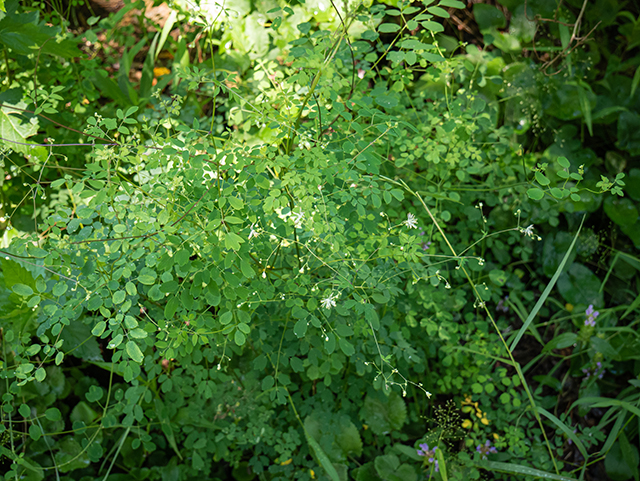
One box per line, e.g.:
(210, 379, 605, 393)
(248, 223, 259, 240)
(320, 294, 337, 310)
(405, 213, 418, 229)
(522, 224, 535, 237)
(291, 211, 305, 227)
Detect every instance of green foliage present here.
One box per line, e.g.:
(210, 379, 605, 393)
(0, 0, 639, 480)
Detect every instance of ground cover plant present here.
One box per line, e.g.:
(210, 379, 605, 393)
(0, 0, 639, 480)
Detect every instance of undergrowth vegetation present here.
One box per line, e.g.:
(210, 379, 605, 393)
(0, 0, 639, 480)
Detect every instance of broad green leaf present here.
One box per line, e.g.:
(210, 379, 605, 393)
(421, 21, 444, 32)
(605, 436, 640, 481)
(63, 321, 103, 361)
(338, 338, 354, 356)
(534, 171, 550, 186)
(542, 232, 577, 278)
(374, 454, 417, 481)
(604, 196, 638, 227)
(35, 367, 45, 382)
(527, 188, 544, 200)
(126, 340, 144, 363)
(0, 8, 79, 57)
(45, 407, 61, 421)
(155, 398, 183, 459)
(473, 4, 505, 30)
(378, 23, 400, 33)
(12, 283, 33, 297)
(360, 392, 407, 435)
(293, 318, 308, 338)
(542, 332, 577, 352)
(557, 263, 603, 307)
(439, 0, 464, 8)
(234, 330, 246, 346)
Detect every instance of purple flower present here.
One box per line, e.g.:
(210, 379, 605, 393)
(584, 305, 599, 327)
(582, 362, 605, 381)
(497, 296, 509, 313)
(476, 440, 498, 460)
(422, 241, 432, 251)
(417, 443, 439, 473)
(417, 443, 430, 456)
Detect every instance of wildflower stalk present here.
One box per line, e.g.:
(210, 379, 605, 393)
(383, 175, 562, 476)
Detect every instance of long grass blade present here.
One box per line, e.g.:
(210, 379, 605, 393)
(476, 460, 577, 480)
(537, 406, 587, 460)
(510, 216, 585, 352)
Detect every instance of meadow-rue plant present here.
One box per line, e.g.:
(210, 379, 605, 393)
(0, 0, 636, 480)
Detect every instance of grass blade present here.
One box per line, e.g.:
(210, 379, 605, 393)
(476, 460, 577, 480)
(436, 446, 448, 481)
(510, 215, 585, 352)
(570, 397, 640, 419)
(537, 406, 587, 460)
(305, 433, 341, 481)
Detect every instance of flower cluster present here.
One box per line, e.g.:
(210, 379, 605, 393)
(496, 296, 509, 313)
(320, 293, 337, 310)
(584, 304, 599, 326)
(405, 213, 418, 229)
(520, 224, 542, 240)
(417, 443, 439, 473)
(582, 361, 605, 380)
(476, 440, 498, 460)
(418, 230, 431, 251)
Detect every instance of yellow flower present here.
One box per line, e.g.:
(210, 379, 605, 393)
(310, 469, 315, 479)
(153, 67, 171, 77)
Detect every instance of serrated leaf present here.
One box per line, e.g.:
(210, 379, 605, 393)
(0, 104, 45, 161)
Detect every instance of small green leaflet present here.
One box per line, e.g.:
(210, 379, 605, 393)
(126, 341, 144, 363)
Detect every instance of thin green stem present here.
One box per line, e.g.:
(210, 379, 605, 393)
(385, 175, 562, 475)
